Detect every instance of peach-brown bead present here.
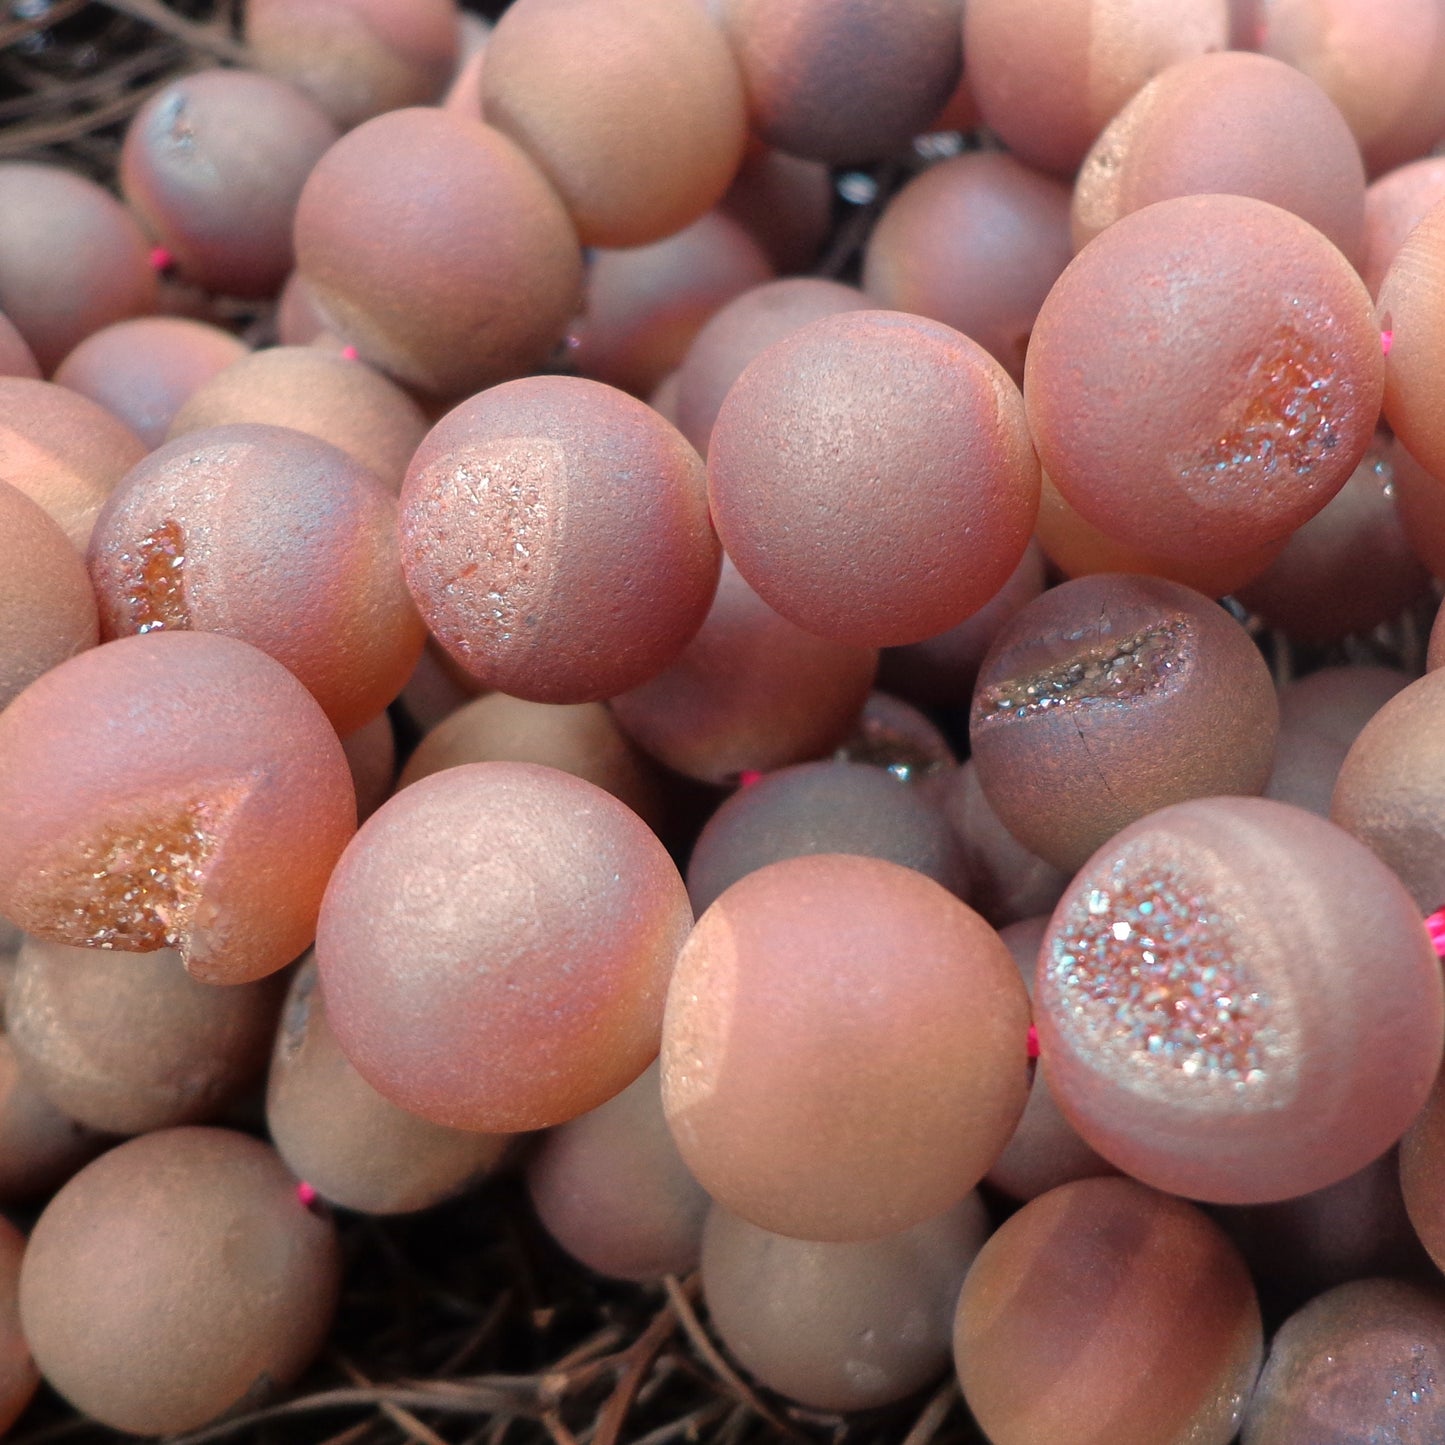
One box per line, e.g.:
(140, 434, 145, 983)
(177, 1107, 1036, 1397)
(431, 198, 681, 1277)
(1252, 0, 1445, 175)
(0, 481, 97, 713)
(938, 761, 1069, 929)
(970, 573, 1278, 874)
(964, 0, 1229, 175)
(1429, 605, 1445, 676)
(0, 1036, 107, 1205)
(316, 762, 693, 1132)
(1242, 1279, 1445, 1444)
(661, 853, 1029, 1242)
(716, 145, 832, 274)
(482, 0, 746, 248)
(648, 369, 681, 425)
(7, 937, 282, 1136)
(673, 278, 870, 454)
(684, 760, 970, 915)
(401, 376, 719, 703)
(1362, 157, 1445, 297)
(53, 317, 247, 450)
(1391, 435, 1445, 577)
(167, 346, 428, 496)
(1072, 51, 1366, 264)
(19, 1127, 341, 1436)
(294, 108, 582, 399)
(396, 637, 485, 735)
(609, 558, 876, 786)
(340, 711, 395, 823)
(267, 958, 506, 1215)
(88, 423, 425, 734)
(400, 692, 666, 833)
(836, 690, 958, 777)
(955, 1177, 1262, 1445)
(1280, 665, 1415, 747)
(702, 1195, 989, 1411)
(864, 151, 1073, 385)
(570, 212, 775, 398)
(1235, 437, 1429, 641)
(1028, 195, 1383, 561)
(709, 309, 1040, 647)
(0, 163, 157, 374)
(1267, 666, 1413, 818)
(1039, 797, 1444, 1203)
(1401, 1053, 1445, 1274)
(120, 69, 339, 298)
(1379, 197, 1445, 482)
(274, 272, 330, 347)
(528, 1061, 708, 1281)
(1332, 668, 1445, 914)
(0, 378, 147, 548)
(244, 0, 461, 129)
(1222, 1148, 1428, 1304)
(0, 312, 38, 380)
(720, 0, 962, 164)
(0, 1219, 36, 1437)
(0, 632, 356, 984)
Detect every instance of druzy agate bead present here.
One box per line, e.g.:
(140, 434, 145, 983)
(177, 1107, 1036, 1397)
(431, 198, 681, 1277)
(1036, 797, 1442, 1203)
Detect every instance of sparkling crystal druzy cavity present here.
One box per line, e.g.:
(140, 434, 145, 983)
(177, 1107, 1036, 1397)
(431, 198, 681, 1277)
(1036, 797, 1442, 1204)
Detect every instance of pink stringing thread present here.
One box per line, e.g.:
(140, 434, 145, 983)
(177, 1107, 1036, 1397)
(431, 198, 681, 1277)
(296, 1181, 319, 1209)
(1382, 329, 1395, 355)
(1026, 1024, 1040, 1060)
(148, 246, 174, 272)
(738, 770, 763, 789)
(340, 345, 359, 361)
(1426, 907, 1445, 958)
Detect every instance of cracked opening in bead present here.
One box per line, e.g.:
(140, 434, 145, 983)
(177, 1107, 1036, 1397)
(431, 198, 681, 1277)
(976, 620, 1186, 721)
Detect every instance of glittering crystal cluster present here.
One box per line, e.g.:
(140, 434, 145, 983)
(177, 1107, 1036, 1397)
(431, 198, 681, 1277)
(64, 805, 221, 951)
(1050, 853, 1270, 1085)
(977, 620, 1185, 720)
(119, 517, 191, 634)
(1174, 318, 1341, 487)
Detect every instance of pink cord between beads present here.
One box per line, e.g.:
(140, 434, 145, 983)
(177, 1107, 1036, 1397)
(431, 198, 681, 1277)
(148, 246, 174, 272)
(1382, 329, 1395, 355)
(296, 1181, 319, 1209)
(1026, 1024, 1040, 1060)
(340, 345, 359, 361)
(738, 770, 763, 789)
(1426, 907, 1445, 957)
